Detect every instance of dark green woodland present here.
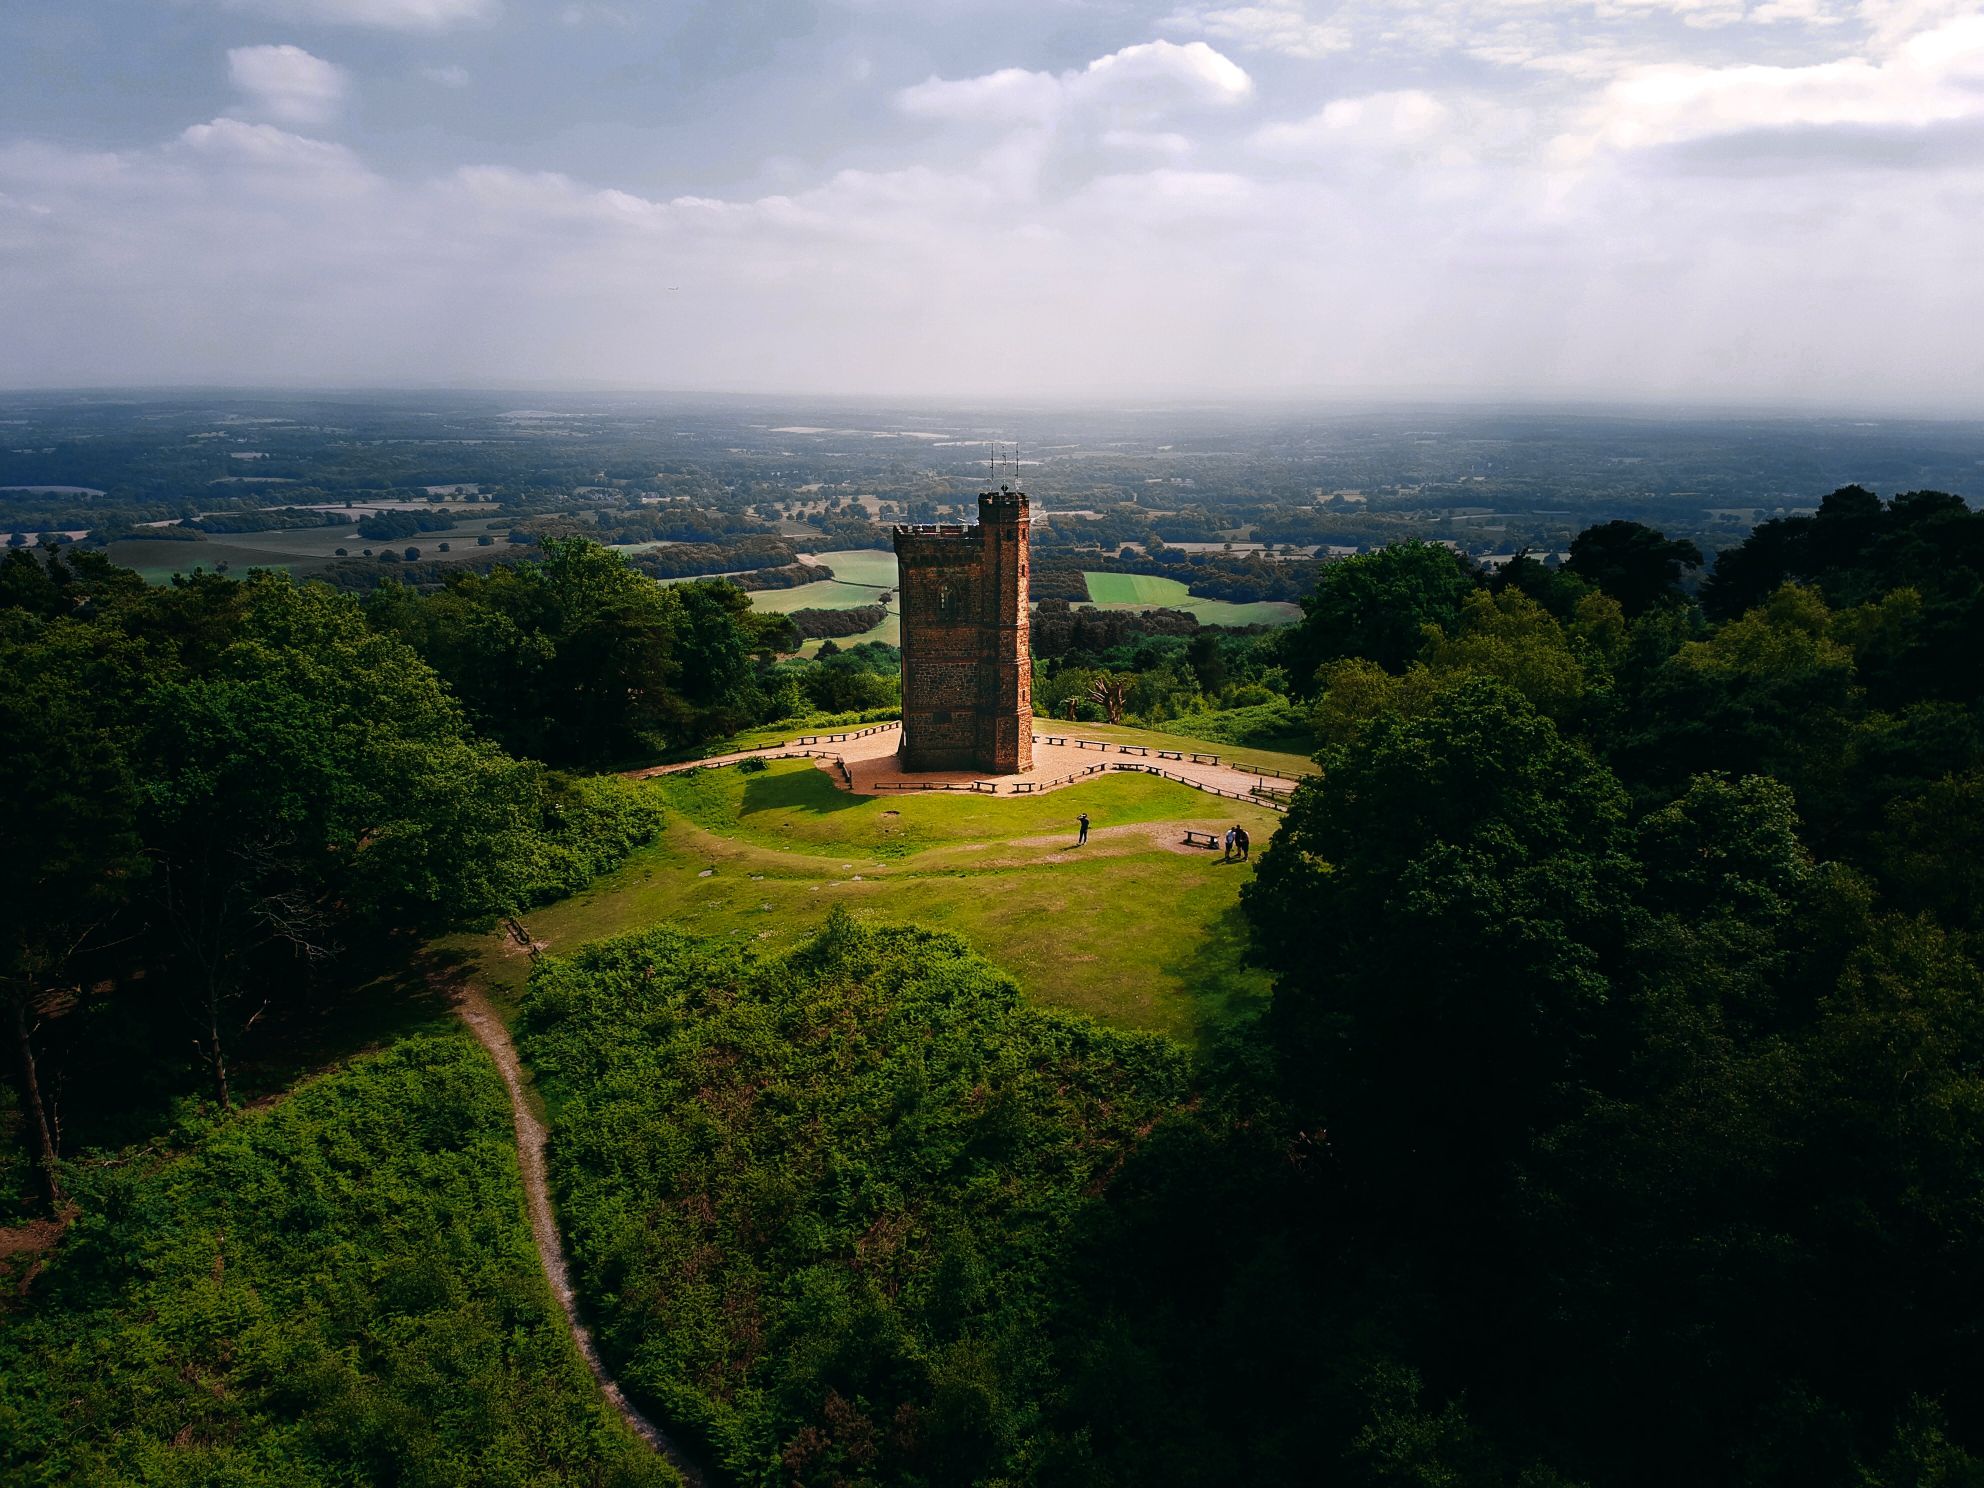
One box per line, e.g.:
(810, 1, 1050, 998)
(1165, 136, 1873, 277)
(5, 484, 1984, 1486)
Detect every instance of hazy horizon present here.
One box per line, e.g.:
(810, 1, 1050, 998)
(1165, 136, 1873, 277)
(4, 2, 1981, 407)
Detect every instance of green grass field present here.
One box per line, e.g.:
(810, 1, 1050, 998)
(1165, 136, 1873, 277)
(747, 548, 902, 651)
(457, 761, 1276, 1044)
(107, 517, 513, 584)
(793, 547, 897, 588)
(1080, 570, 1302, 627)
(747, 548, 898, 614)
(749, 551, 1300, 649)
(797, 609, 899, 655)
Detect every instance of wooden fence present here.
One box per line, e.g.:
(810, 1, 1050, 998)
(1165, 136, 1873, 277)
(1107, 761, 1290, 813)
(1008, 763, 1111, 794)
(872, 778, 998, 795)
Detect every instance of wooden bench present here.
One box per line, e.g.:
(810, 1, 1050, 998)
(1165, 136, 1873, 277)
(1182, 830, 1222, 850)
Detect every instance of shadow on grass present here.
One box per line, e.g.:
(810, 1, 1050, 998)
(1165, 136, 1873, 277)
(1169, 901, 1273, 1045)
(740, 761, 868, 819)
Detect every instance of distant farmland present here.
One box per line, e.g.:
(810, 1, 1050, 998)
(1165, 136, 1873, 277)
(747, 548, 900, 652)
(1081, 571, 1300, 627)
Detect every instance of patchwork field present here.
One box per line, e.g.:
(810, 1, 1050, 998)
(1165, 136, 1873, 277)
(747, 550, 1298, 651)
(1080, 570, 1302, 627)
(747, 547, 902, 652)
(459, 760, 1278, 1044)
(793, 547, 897, 588)
(105, 516, 515, 584)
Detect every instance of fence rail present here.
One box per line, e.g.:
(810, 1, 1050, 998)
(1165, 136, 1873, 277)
(1231, 761, 1306, 782)
(1107, 760, 1290, 812)
(791, 721, 899, 746)
(1008, 763, 1110, 793)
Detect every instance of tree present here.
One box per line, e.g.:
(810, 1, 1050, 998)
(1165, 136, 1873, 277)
(1489, 548, 1590, 619)
(0, 617, 146, 1205)
(1245, 678, 1637, 1217)
(1613, 584, 1860, 825)
(1186, 631, 1227, 694)
(1279, 541, 1477, 692)
(136, 574, 539, 1107)
(1565, 520, 1702, 618)
(369, 538, 782, 765)
(1089, 674, 1131, 724)
(1419, 588, 1591, 723)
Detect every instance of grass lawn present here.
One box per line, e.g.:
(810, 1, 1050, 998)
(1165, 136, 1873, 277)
(1033, 716, 1319, 776)
(1080, 570, 1302, 628)
(455, 761, 1276, 1045)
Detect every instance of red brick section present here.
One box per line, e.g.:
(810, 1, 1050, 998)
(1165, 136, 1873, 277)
(893, 490, 1033, 774)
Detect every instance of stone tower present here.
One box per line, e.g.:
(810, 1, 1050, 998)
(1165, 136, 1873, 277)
(893, 489, 1033, 774)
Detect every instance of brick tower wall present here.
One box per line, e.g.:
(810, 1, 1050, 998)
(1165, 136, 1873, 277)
(893, 492, 1033, 774)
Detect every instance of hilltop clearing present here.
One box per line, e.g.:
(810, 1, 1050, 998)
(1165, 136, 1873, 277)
(456, 762, 1278, 1043)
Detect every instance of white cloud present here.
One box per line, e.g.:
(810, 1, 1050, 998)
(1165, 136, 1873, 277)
(4, 0, 1984, 403)
(1251, 89, 1454, 157)
(1163, 1, 1353, 59)
(422, 63, 471, 88)
(899, 39, 1252, 127)
(228, 44, 348, 126)
(179, 116, 367, 173)
(1101, 129, 1194, 156)
(215, 0, 498, 30)
(898, 67, 1064, 126)
(1749, 0, 1845, 23)
(1564, 12, 1984, 157)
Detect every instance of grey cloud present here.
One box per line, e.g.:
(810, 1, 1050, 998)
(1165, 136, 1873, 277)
(1648, 114, 1984, 172)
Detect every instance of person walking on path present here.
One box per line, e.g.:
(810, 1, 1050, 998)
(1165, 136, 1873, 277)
(1223, 825, 1237, 862)
(1077, 812, 1090, 846)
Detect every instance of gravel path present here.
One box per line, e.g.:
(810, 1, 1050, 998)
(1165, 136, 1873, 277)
(455, 983, 706, 1486)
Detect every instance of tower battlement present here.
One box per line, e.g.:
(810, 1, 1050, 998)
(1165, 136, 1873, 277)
(892, 490, 1033, 774)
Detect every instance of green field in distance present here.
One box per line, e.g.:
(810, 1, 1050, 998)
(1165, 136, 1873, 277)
(1081, 570, 1301, 627)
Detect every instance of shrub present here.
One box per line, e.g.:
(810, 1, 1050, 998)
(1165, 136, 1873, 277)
(521, 919, 1187, 1483)
(0, 1036, 675, 1486)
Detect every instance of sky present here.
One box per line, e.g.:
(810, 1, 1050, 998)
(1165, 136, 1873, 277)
(1, 0, 1981, 408)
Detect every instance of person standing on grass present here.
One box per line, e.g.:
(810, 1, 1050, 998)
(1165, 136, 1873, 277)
(1236, 825, 1251, 861)
(1077, 812, 1090, 846)
(1224, 825, 1237, 861)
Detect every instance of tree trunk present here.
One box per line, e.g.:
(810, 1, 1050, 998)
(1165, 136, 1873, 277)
(204, 991, 232, 1111)
(12, 994, 63, 1208)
